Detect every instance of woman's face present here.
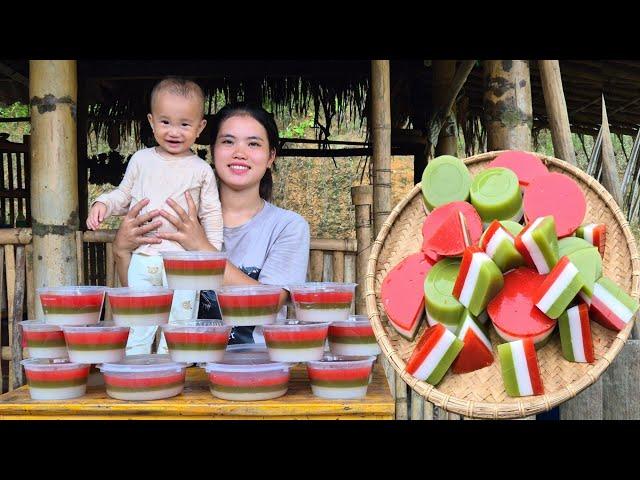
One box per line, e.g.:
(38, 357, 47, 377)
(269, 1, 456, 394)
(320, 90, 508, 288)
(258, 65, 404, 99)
(213, 114, 275, 193)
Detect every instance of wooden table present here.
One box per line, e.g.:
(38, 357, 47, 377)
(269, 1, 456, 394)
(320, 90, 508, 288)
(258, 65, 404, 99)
(0, 362, 394, 420)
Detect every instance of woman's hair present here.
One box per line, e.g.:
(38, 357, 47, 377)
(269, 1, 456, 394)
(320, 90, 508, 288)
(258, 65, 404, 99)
(210, 103, 279, 201)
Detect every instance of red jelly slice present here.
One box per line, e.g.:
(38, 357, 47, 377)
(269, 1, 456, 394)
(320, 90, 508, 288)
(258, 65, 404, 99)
(489, 151, 549, 188)
(452, 329, 494, 374)
(381, 252, 435, 340)
(487, 267, 556, 343)
(422, 201, 483, 257)
(523, 173, 586, 238)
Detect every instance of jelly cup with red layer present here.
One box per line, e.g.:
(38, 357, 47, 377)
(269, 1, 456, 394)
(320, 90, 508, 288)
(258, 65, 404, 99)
(263, 321, 330, 362)
(37, 286, 106, 326)
(289, 282, 357, 323)
(107, 287, 174, 326)
(61, 322, 130, 364)
(21, 359, 90, 400)
(306, 355, 375, 400)
(328, 315, 381, 357)
(19, 320, 68, 359)
(217, 285, 283, 326)
(205, 360, 291, 401)
(99, 354, 187, 401)
(161, 251, 228, 291)
(163, 321, 232, 363)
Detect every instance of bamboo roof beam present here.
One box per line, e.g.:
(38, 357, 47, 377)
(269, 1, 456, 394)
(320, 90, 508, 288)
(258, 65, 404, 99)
(600, 95, 624, 206)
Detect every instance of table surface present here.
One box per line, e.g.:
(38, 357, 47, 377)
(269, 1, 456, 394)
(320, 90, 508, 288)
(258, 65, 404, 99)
(0, 362, 395, 420)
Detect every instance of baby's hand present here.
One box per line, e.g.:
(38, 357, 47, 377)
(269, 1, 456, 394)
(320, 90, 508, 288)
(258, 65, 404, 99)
(87, 202, 108, 230)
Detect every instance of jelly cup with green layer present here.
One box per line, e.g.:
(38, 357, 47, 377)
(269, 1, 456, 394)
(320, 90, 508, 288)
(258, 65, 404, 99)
(217, 285, 283, 326)
(163, 321, 232, 363)
(470, 167, 523, 226)
(328, 315, 381, 357)
(306, 355, 376, 400)
(290, 282, 356, 323)
(61, 322, 130, 364)
(99, 354, 186, 401)
(21, 359, 90, 400)
(424, 258, 465, 332)
(205, 360, 291, 401)
(19, 321, 68, 359)
(263, 320, 329, 362)
(421, 155, 472, 212)
(38, 286, 106, 326)
(107, 287, 174, 327)
(161, 251, 227, 291)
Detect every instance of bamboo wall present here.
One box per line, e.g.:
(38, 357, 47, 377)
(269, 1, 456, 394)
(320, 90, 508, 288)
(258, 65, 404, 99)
(0, 135, 30, 228)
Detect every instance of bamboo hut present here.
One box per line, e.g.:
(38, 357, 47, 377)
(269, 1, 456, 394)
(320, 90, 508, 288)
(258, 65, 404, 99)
(1, 59, 640, 419)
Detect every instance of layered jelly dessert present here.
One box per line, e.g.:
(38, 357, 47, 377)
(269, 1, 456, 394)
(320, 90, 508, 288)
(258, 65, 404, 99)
(290, 282, 356, 323)
(307, 355, 375, 399)
(205, 360, 291, 401)
(99, 355, 186, 401)
(421, 155, 472, 211)
(21, 359, 90, 400)
(328, 315, 381, 357)
(424, 258, 465, 332)
(405, 323, 463, 385)
(161, 251, 227, 290)
(498, 338, 544, 397)
(163, 321, 232, 363)
(590, 277, 639, 331)
(217, 285, 282, 326)
(422, 201, 483, 257)
(489, 150, 549, 190)
(534, 256, 584, 319)
(38, 286, 105, 326)
(480, 220, 524, 273)
(558, 303, 594, 363)
(470, 167, 523, 225)
(575, 223, 606, 257)
(263, 321, 329, 362)
(452, 310, 493, 374)
(514, 216, 559, 275)
(452, 246, 504, 317)
(19, 321, 67, 359)
(107, 287, 174, 326)
(61, 323, 130, 363)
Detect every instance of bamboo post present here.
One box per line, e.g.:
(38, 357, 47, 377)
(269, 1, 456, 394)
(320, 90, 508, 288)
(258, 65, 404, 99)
(371, 60, 392, 236)
(322, 252, 333, 282)
(351, 185, 373, 315)
(76, 231, 84, 284)
(483, 60, 533, 151)
(77, 62, 89, 229)
(432, 60, 458, 157)
(538, 60, 577, 166)
(308, 251, 324, 282)
(600, 95, 624, 206)
(25, 243, 35, 320)
(4, 245, 15, 390)
(0, 247, 4, 393)
(29, 60, 79, 318)
(12, 246, 25, 388)
(332, 251, 345, 283)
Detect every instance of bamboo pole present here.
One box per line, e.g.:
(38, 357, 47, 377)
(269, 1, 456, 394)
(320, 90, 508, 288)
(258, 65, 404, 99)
(76, 231, 84, 284)
(0, 228, 32, 245)
(5, 245, 15, 390)
(332, 251, 345, 283)
(432, 60, 459, 157)
(483, 60, 533, 151)
(309, 251, 324, 282)
(600, 95, 624, 206)
(77, 62, 89, 229)
(25, 243, 35, 320)
(371, 60, 392, 236)
(538, 60, 577, 166)
(351, 185, 373, 316)
(12, 245, 25, 388)
(29, 60, 79, 318)
(322, 252, 333, 282)
(0, 247, 4, 393)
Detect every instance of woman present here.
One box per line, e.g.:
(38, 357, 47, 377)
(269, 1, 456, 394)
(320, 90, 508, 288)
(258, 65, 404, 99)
(113, 103, 310, 347)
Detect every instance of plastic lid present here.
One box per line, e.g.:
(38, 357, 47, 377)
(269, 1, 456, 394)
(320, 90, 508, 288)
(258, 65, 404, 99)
(160, 251, 227, 260)
(216, 285, 283, 296)
(489, 151, 549, 187)
(421, 155, 472, 211)
(263, 321, 330, 331)
(307, 354, 375, 368)
(470, 167, 522, 222)
(37, 286, 106, 295)
(21, 358, 89, 370)
(99, 354, 186, 374)
(19, 320, 61, 331)
(107, 287, 173, 297)
(331, 315, 372, 327)
(204, 360, 290, 373)
(163, 321, 231, 333)
(288, 282, 357, 292)
(61, 322, 130, 333)
(223, 344, 271, 364)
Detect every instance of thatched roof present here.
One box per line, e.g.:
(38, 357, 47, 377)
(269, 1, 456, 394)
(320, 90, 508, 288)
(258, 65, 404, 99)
(2, 59, 640, 150)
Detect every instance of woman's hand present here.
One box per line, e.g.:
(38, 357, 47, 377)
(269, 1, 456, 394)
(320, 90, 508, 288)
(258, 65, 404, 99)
(156, 191, 216, 251)
(112, 198, 162, 257)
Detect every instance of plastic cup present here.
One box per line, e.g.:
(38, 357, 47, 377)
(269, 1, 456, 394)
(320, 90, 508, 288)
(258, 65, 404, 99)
(163, 320, 232, 363)
(21, 359, 90, 400)
(61, 322, 130, 364)
(161, 251, 227, 291)
(216, 285, 283, 326)
(107, 287, 173, 326)
(99, 354, 186, 401)
(19, 320, 68, 359)
(328, 315, 381, 357)
(289, 282, 357, 323)
(263, 320, 330, 362)
(37, 286, 106, 326)
(205, 360, 291, 401)
(306, 355, 375, 400)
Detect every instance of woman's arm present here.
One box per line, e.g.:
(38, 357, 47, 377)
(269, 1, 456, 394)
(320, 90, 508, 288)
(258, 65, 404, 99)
(112, 198, 163, 286)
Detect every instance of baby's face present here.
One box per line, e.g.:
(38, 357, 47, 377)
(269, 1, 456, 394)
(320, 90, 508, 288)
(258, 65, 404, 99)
(148, 91, 206, 157)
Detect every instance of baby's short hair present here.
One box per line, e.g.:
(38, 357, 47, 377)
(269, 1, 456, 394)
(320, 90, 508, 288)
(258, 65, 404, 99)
(150, 77, 205, 117)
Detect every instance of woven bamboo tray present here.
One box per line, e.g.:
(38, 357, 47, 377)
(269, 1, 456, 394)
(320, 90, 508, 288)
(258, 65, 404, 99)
(366, 151, 640, 419)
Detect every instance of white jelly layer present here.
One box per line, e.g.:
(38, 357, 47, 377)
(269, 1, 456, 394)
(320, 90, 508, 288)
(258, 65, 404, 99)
(328, 342, 381, 356)
(45, 313, 100, 326)
(28, 384, 86, 400)
(169, 349, 225, 363)
(510, 339, 534, 396)
(295, 308, 351, 323)
(112, 314, 170, 326)
(310, 385, 368, 399)
(267, 346, 325, 362)
(67, 349, 125, 364)
(567, 306, 587, 363)
(165, 275, 223, 290)
(222, 314, 278, 326)
(27, 346, 69, 359)
(105, 384, 184, 401)
(209, 388, 288, 401)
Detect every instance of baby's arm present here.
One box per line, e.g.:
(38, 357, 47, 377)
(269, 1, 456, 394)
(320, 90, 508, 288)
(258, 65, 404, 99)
(91, 155, 140, 222)
(198, 166, 224, 250)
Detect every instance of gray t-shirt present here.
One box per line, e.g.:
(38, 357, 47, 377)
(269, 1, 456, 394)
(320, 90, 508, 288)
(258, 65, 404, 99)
(198, 201, 310, 343)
